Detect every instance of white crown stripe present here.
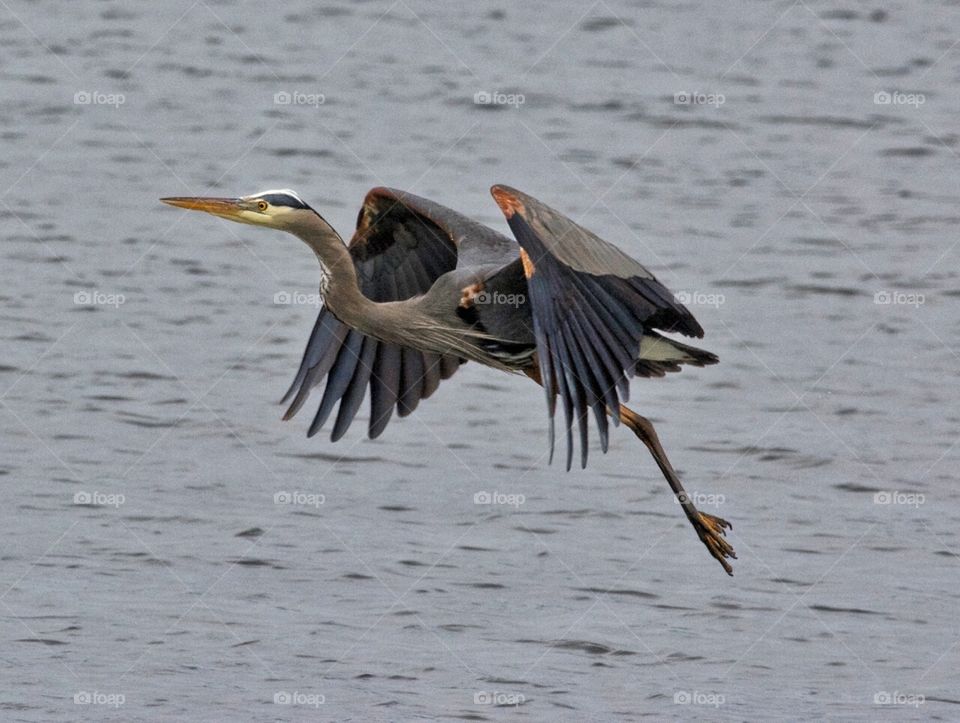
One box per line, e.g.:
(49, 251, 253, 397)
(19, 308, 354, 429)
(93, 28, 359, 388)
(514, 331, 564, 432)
(244, 189, 306, 205)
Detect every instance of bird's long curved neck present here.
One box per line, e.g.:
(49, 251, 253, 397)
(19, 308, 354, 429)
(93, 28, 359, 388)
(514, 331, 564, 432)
(291, 213, 406, 344)
(290, 213, 514, 368)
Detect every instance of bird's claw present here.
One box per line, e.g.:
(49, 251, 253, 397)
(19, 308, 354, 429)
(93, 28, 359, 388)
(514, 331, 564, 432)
(692, 511, 736, 575)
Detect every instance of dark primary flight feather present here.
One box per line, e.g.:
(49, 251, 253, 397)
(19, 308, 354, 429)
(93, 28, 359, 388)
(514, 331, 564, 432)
(490, 184, 715, 470)
(281, 187, 511, 440)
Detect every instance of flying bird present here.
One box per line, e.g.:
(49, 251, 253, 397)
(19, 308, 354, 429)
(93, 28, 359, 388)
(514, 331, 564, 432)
(161, 186, 736, 574)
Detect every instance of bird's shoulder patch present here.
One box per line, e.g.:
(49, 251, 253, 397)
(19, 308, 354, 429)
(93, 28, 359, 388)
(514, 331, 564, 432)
(519, 248, 536, 278)
(459, 281, 485, 309)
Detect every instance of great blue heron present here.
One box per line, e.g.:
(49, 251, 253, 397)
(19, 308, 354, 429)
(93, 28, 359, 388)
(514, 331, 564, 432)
(161, 186, 736, 574)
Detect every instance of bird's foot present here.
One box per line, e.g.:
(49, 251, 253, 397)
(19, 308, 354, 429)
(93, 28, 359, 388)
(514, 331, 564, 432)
(692, 511, 736, 576)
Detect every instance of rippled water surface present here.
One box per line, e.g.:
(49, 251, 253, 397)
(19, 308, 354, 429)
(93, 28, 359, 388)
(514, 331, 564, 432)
(2, 1, 960, 720)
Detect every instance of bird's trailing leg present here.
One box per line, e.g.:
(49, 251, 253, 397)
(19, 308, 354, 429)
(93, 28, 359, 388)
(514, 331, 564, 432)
(618, 404, 736, 575)
(523, 365, 735, 574)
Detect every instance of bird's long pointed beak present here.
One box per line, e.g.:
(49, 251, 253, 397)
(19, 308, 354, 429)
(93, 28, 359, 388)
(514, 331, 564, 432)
(160, 196, 244, 217)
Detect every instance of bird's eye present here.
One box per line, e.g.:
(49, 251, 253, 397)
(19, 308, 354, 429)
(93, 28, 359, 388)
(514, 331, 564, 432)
(257, 201, 268, 212)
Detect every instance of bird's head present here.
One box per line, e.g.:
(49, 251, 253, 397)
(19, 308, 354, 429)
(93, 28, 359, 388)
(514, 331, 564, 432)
(161, 189, 313, 229)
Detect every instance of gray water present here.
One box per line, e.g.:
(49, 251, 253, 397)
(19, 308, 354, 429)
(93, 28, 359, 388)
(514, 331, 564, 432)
(2, 1, 959, 720)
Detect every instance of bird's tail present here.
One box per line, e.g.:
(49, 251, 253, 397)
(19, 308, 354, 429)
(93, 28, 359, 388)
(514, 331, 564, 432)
(635, 331, 719, 378)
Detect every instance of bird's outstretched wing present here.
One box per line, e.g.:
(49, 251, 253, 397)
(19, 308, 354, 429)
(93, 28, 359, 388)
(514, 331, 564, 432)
(282, 187, 498, 440)
(490, 184, 715, 469)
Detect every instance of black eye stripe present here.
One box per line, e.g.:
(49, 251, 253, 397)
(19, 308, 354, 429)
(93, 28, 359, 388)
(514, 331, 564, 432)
(260, 193, 309, 209)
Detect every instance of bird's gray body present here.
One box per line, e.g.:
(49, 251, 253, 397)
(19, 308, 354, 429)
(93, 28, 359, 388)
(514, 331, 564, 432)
(223, 185, 720, 461)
